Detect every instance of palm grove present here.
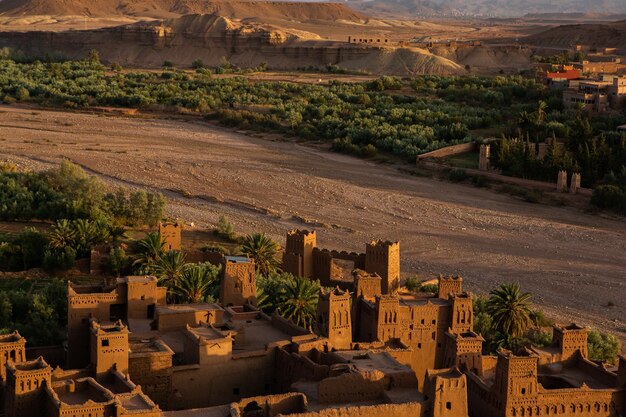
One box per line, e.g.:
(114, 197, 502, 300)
(0, 54, 625, 210)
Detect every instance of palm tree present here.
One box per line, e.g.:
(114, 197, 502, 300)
(155, 250, 187, 288)
(171, 264, 220, 304)
(277, 276, 320, 328)
(133, 232, 165, 274)
(48, 219, 75, 249)
(240, 233, 280, 277)
(533, 100, 548, 126)
(487, 283, 533, 339)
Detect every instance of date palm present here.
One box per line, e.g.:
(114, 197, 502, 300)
(155, 250, 187, 288)
(487, 283, 533, 339)
(241, 233, 280, 277)
(277, 276, 320, 329)
(48, 219, 76, 249)
(171, 264, 220, 304)
(133, 231, 165, 274)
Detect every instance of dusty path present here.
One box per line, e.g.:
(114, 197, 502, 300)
(0, 106, 624, 341)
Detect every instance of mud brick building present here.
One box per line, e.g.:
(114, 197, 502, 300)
(0, 229, 624, 417)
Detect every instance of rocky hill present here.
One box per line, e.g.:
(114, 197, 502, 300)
(348, 0, 626, 18)
(0, 0, 367, 21)
(524, 19, 626, 48)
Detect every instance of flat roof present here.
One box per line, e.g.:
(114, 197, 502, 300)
(230, 316, 293, 351)
(157, 303, 223, 315)
(118, 393, 156, 411)
(332, 351, 412, 375)
(225, 256, 251, 263)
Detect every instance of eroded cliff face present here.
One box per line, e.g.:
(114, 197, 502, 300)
(0, 17, 530, 76)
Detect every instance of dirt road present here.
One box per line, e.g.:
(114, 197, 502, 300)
(1, 106, 624, 341)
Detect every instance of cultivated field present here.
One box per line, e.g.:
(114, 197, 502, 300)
(1, 105, 624, 341)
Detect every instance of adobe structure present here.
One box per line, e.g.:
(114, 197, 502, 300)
(1, 232, 625, 417)
(158, 222, 182, 251)
(283, 230, 400, 294)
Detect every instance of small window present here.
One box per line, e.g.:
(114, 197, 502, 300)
(432, 319, 436, 324)
(141, 295, 145, 301)
(446, 402, 452, 410)
(102, 339, 110, 347)
(417, 343, 422, 349)
(521, 388, 526, 395)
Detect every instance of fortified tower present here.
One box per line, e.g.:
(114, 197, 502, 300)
(0, 331, 26, 382)
(425, 368, 469, 417)
(438, 275, 463, 300)
(353, 269, 382, 300)
(220, 256, 257, 307)
(283, 229, 317, 278)
(552, 323, 588, 361)
(90, 320, 129, 380)
(365, 240, 400, 294)
(494, 350, 539, 406)
(443, 331, 483, 372)
(478, 144, 490, 171)
(159, 221, 182, 251)
(317, 288, 352, 350)
(374, 295, 400, 343)
(450, 293, 473, 334)
(4, 357, 52, 417)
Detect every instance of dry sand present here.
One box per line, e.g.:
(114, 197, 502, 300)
(0, 105, 624, 342)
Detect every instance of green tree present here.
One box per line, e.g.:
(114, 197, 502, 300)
(133, 232, 165, 274)
(172, 264, 221, 304)
(277, 276, 320, 328)
(48, 219, 76, 249)
(155, 250, 187, 288)
(109, 247, 128, 277)
(487, 283, 533, 339)
(587, 330, 621, 363)
(241, 233, 280, 277)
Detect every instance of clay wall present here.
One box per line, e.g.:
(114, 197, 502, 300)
(129, 351, 173, 409)
(170, 349, 277, 409)
(275, 347, 329, 391)
(416, 143, 477, 160)
(232, 392, 308, 417)
(156, 306, 224, 332)
(317, 371, 386, 403)
(67, 288, 121, 368)
(281, 401, 425, 417)
(125, 277, 165, 320)
(270, 314, 311, 337)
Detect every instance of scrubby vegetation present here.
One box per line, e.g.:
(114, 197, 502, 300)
(473, 283, 621, 363)
(0, 56, 624, 209)
(0, 279, 67, 346)
(0, 58, 565, 160)
(0, 161, 164, 272)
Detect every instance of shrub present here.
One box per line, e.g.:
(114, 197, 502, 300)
(591, 185, 625, 212)
(404, 276, 421, 292)
(587, 330, 621, 363)
(43, 246, 76, 272)
(472, 175, 487, 187)
(215, 215, 235, 240)
(192, 59, 205, 69)
(448, 169, 468, 182)
(109, 247, 128, 277)
(163, 60, 174, 68)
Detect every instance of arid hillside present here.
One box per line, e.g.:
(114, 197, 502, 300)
(524, 19, 626, 48)
(0, 0, 367, 21)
